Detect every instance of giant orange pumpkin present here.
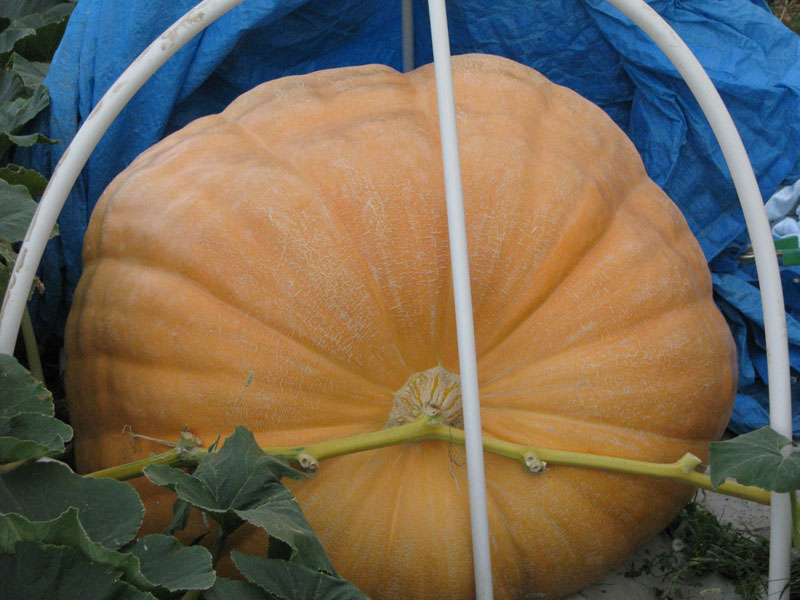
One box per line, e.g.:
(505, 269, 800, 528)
(65, 54, 736, 599)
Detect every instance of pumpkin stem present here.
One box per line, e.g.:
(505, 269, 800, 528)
(386, 366, 463, 428)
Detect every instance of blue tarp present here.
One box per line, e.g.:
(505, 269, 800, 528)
(20, 0, 800, 435)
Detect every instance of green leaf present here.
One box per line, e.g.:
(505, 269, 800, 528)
(0, 0, 75, 19)
(709, 426, 800, 493)
(0, 68, 49, 131)
(6, 53, 49, 88)
(0, 178, 36, 242)
(0, 354, 72, 463)
(0, 254, 10, 299)
(0, 508, 211, 595)
(0, 27, 30, 57)
(144, 465, 220, 514)
(0, 63, 53, 156)
(0, 178, 57, 247)
(232, 552, 369, 600)
(0, 508, 153, 589)
(203, 577, 271, 600)
(0, 412, 72, 462)
(0, 2, 76, 62)
(145, 427, 333, 573)
(0, 163, 48, 197)
(0, 461, 142, 549)
(0, 353, 53, 416)
(0, 541, 156, 600)
(190, 426, 306, 506)
(126, 534, 215, 592)
(235, 483, 335, 570)
(1, 131, 56, 154)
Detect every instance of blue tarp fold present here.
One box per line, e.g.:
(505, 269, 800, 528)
(20, 0, 800, 434)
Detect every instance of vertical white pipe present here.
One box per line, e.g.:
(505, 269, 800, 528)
(401, 0, 414, 72)
(602, 0, 793, 596)
(0, 0, 248, 355)
(427, 1, 493, 599)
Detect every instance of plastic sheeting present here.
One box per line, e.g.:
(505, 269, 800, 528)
(19, 0, 800, 435)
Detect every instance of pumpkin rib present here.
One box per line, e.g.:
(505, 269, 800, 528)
(89, 256, 398, 397)
(483, 296, 721, 389)
(480, 405, 721, 453)
(129, 114, 229, 177)
(222, 82, 452, 378)
(382, 444, 415, 568)
(305, 170, 415, 376)
(474, 174, 645, 362)
(478, 287, 705, 380)
(287, 103, 454, 375)
(68, 350, 393, 424)
(548, 469, 688, 580)
(620, 181, 713, 297)
(481, 479, 528, 595)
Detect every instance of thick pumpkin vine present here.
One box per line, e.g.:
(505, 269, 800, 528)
(1, 4, 800, 600)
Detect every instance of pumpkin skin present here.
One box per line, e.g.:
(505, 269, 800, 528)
(65, 53, 736, 599)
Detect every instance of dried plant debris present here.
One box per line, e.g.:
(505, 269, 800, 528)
(625, 501, 798, 599)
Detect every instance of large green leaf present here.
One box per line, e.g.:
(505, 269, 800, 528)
(0, 2, 76, 62)
(0, 461, 142, 549)
(0, 63, 53, 156)
(0, 353, 53, 416)
(127, 534, 215, 592)
(0, 163, 48, 197)
(0, 67, 50, 131)
(0, 508, 152, 588)
(0, 354, 72, 464)
(232, 552, 369, 600)
(0, 0, 76, 21)
(6, 53, 49, 88)
(709, 426, 800, 493)
(0, 412, 72, 463)
(0, 178, 37, 242)
(0, 508, 215, 595)
(235, 483, 336, 568)
(0, 542, 155, 600)
(145, 427, 334, 573)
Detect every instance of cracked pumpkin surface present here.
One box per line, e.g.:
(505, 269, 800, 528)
(65, 54, 736, 600)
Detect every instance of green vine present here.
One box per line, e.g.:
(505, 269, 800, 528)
(89, 415, 774, 508)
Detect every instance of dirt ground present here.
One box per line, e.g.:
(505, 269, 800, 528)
(567, 493, 772, 599)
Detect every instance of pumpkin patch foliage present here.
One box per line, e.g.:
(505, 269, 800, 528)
(0, 364, 366, 599)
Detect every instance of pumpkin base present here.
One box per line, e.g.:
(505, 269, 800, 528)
(386, 366, 463, 428)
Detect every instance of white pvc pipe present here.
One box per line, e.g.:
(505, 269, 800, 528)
(427, 1, 493, 599)
(402, 0, 414, 72)
(603, 0, 793, 597)
(0, 0, 248, 355)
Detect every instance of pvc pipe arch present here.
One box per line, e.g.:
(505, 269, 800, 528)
(602, 1, 792, 596)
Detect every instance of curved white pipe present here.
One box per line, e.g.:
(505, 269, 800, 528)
(603, 0, 793, 597)
(428, 2, 493, 598)
(0, 0, 248, 355)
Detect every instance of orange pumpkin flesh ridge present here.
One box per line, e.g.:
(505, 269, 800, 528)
(65, 54, 736, 599)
